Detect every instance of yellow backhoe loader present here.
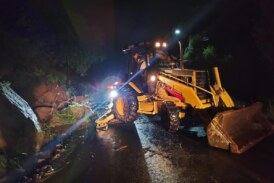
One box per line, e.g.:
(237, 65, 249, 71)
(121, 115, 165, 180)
(96, 40, 273, 154)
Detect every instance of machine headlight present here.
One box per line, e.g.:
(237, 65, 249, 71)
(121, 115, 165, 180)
(162, 42, 167, 47)
(150, 75, 156, 82)
(155, 42, 161, 48)
(109, 90, 118, 98)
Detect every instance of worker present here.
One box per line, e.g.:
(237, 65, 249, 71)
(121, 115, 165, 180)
(130, 52, 146, 75)
(129, 52, 148, 91)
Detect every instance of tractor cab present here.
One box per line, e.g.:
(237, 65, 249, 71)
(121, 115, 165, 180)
(122, 40, 179, 93)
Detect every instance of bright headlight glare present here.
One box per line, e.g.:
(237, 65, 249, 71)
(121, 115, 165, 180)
(162, 42, 167, 47)
(150, 75, 156, 82)
(155, 42, 161, 48)
(110, 90, 118, 98)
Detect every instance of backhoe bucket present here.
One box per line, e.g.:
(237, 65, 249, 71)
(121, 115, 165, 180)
(207, 102, 273, 154)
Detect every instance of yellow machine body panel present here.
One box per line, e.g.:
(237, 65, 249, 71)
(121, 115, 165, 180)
(137, 101, 158, 115)
(128, 82, 142, 94)
(212, 67, 235, 108)
(137, 95, 155, 114)
(96, 109, 115, 128)
(158, 74, 209, 109)
(213, 84, 235, 108)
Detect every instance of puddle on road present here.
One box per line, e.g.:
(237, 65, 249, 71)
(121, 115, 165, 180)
(134, 115, 227, 183)
(179, 126, 207, 137)
(135, 118, 195, 183)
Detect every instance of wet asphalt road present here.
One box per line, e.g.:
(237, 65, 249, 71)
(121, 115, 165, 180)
(46, 115, 274, 183)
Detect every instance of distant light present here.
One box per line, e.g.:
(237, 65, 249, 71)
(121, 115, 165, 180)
(175, 29, 181, 35)
(109, 90, 118, 98)
(114, 81, 119, 85)
(155, 42, 161, 48)
(162, 42, 167, 47)
(107, 85, 114, 89)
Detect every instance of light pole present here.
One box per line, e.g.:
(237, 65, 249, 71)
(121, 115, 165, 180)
(174, 29, 184, 68)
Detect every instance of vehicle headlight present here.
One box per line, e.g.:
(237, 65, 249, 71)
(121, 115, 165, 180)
(155, 42, 161, 48)
(162, 42, 167, 47)
(150, 75, 156, 82)
(109, 90, 118, 98)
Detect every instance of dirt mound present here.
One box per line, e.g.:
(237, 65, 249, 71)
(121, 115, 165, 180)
(33, 82, 70, 123)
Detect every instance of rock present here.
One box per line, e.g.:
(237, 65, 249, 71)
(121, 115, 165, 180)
(51, 153, 61, 161)
(55, 144, 63, 149)
(37, 159, 46, 165)
(115, 145, 128, 152)
(56, 148, 65, 154)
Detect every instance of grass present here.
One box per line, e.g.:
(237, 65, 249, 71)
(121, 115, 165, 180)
(0, 154, 7, 177)
(41, 123, 54, 138)
(0, 154, 7, 169)
(57, 107, 76, 125)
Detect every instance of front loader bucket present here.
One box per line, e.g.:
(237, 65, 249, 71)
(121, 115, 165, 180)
(207, 102, 273, 154)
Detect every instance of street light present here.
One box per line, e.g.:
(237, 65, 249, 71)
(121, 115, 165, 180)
(174, 29, 181, 35)
(174, 29, 183, 68)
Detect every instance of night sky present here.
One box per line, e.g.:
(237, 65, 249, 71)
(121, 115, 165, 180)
(62, 0, 274, 99)
(62, 0, 226, 50)
(60, 0, 234, 79)
(0, 0, 273, 99)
